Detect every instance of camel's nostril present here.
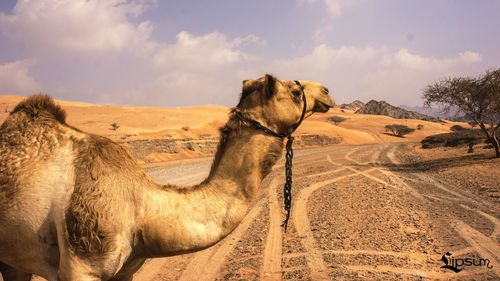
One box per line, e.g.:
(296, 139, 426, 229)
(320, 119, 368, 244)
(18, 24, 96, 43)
(323, 87, 329, 94)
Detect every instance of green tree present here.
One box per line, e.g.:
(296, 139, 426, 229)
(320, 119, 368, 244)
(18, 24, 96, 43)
(328, 115, 347, 126)
(423, 69, 500, 157)
(110, 122, 120, 131)
(385, 124, 415, 137)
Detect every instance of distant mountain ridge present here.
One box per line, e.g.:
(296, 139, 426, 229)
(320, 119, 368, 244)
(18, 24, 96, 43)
(398, 105, 471, 121)
(356, 100, 438, 121)
(340, 100, 365, 111)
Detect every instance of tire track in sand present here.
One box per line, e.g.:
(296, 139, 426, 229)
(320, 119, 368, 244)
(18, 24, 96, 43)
(293, 172, 358, 279)
(385, 144, 500, 279)
(344, 144, 384, 166)
(261, 166, 351, 280)
(325, 145, 443, 278)
(460, 204, 500, 241)
(453, 220, 500, 277)
(261, 178, 283, 280)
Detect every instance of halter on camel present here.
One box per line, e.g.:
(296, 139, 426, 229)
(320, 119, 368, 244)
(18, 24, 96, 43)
(236, 80, 307, 231)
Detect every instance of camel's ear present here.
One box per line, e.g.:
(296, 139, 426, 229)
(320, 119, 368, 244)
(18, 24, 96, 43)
(241, 79, 259, 100)
(240, 74, 276, 100)
(263, 74, 276, 97)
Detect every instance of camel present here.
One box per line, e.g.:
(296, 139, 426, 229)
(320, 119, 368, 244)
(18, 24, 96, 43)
(0, 74, 334, 281)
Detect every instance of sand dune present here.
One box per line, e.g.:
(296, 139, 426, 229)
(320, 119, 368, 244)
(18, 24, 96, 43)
(297, 107, 465, 144)
(0, 95, 228, 141)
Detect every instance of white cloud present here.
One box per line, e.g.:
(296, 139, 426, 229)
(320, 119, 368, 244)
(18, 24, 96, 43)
(384, 48, 483, 70)
(152, 31, 259, 71)
(298, 0, 355, 17)
(271, 45, 384, 77)
(0, 59, 41, 94)
(0, 0, 264, 67)
(0, 0, 156, 54)
(459, 51, 482, 63)
(323, 0, 344, 17)
(312, 24, 333, 44)
(0, 0, 266, 106)
(269, 45, 483, 105)
(233, 34, 267, 48)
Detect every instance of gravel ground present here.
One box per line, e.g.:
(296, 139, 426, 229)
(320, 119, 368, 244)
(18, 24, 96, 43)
(135, 143, 499, 281)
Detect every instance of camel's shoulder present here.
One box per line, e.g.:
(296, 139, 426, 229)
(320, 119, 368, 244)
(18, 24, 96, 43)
(66, 133, 146, 255)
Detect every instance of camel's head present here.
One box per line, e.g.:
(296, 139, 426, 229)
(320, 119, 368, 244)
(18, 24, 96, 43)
(237, 74, 335, 134)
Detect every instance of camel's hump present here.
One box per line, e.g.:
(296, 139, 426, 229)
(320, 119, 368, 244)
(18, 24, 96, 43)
(11, 94, 67, 124)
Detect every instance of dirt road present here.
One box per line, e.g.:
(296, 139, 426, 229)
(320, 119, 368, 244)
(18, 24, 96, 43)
(30, 143, 500, 280)
(138, 143, 500, 280)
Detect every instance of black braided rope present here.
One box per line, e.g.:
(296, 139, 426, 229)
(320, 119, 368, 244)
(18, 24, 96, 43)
(281, 135, 294, 231)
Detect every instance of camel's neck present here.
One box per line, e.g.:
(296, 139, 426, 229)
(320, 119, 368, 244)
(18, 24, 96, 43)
(135, 124, 283, 258)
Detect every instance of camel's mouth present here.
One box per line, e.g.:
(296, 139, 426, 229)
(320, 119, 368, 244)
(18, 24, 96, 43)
(312, 96, 335, 113)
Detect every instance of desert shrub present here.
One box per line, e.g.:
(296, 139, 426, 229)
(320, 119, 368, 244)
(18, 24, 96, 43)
(421, 129, 485, 149)
(181, 126, 190, 131)
(450, 124, 466, 131)
(385, 124, 415, 137)
(110, 122, 120, 131)
(328, 115, 347, 126)
(416, 124, 424, 130)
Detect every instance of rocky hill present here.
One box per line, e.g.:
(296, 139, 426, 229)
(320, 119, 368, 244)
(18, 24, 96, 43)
(340, 100, 365, 111)
(398, 105, 468, 120)
(356, 100, 438, 121)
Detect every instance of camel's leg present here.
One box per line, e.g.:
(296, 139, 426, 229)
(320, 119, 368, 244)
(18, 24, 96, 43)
(57, 256, 145, 281)
(0, 262, 33, 281)
(57, 251, 106, 281)
(54, 215, 105, 280)
(54, 216, 134, 280)
(108, 275, 133, 281)
(57, 254, 134, 281)
(108, 258, 145, 281)
(55, 235, 102, 280)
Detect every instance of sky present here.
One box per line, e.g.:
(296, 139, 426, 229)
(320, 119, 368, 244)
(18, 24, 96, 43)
(0, 0, 499, 107)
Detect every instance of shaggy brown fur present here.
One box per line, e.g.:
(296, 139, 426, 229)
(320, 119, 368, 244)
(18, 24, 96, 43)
(11, 94, 67, 124)
(0, 96, 67, 216)
(66, 134, 139, 255)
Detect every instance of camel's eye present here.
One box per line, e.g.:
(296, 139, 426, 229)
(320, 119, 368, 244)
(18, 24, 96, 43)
(291, 90, 302, 98)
